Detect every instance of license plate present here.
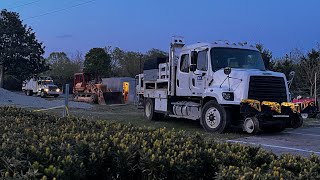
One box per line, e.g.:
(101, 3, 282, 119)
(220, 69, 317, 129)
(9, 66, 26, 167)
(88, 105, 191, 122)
(273, 115, 289, 118)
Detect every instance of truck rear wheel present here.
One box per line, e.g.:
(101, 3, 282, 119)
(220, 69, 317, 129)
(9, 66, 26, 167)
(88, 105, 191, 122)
(201, 100, 230, 133)
(26, 90, 33, 96)
(144, 98, 163, 121)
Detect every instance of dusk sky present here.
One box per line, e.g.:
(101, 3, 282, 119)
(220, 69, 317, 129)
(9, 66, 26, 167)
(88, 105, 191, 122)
(1, 0, 320, 58)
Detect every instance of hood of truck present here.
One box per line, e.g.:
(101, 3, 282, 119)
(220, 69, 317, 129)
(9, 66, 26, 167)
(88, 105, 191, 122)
(39, 84, 58, 89)
(207, 68, 289, 103)
(48, 85, 57, 88)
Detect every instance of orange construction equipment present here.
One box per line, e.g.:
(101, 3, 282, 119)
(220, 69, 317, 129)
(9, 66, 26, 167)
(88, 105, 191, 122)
(73, 73, 124, 104)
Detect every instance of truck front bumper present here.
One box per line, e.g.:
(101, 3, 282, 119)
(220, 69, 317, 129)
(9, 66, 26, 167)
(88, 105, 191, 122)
(240, 99, 304, 129)
(46, 91, 62, 96)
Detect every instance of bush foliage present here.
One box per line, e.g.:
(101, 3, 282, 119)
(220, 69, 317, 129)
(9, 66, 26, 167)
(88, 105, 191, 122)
(0, 107, 319, 179)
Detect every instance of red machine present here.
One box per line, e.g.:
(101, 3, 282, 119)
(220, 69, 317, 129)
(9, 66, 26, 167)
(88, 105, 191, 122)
(73, 73, 124, 104)
(292, 97, 319, 118)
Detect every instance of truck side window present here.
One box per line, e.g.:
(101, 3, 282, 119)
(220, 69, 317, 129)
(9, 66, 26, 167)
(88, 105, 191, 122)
(197, 50, 208, 71)
(180, 54, 190, 73)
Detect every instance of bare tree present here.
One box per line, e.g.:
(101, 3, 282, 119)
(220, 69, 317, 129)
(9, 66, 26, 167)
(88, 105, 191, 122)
(297, 49, 320, 97)
(71, 50, 84, 71)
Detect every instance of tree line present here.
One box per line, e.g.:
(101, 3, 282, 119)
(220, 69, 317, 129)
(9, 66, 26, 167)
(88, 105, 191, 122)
(0, 9, 167, 89)
(1, 9, 320, 98)
(266, 47, 320, 97)
(43, 47, 167, 89)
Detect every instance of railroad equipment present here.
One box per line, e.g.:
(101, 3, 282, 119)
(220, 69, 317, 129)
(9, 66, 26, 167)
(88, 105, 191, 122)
(142, 37, 303, 134)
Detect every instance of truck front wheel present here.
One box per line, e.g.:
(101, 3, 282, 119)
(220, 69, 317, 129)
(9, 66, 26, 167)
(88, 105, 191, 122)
(201, 100, 230, 133)
(40, 91, 47, 98)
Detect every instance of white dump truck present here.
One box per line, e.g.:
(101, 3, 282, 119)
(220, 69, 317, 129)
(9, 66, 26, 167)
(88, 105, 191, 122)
(142, 37, 303, 134)
(22, 76, 61, 98)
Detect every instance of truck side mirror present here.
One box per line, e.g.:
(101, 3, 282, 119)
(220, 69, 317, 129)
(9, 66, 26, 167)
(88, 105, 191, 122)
(289, 71, 295, 78)
(190, 64, 197, 72)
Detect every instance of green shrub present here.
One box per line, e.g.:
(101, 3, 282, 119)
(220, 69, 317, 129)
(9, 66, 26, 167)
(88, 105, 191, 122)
(0, 106, 319, 179)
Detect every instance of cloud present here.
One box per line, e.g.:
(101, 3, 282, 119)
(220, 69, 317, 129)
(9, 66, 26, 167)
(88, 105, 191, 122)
(56, 34, 73, 39)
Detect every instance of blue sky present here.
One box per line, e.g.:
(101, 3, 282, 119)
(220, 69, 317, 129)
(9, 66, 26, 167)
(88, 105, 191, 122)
(1, 0, 319, 58)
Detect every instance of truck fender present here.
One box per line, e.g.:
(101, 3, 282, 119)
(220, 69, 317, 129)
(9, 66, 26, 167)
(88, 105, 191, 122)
(202, 93, 222, 105)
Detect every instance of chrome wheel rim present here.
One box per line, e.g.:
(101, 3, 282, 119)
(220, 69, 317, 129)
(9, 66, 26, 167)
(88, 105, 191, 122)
(244, 118, 254, 133)
(205, 107, 221, 129)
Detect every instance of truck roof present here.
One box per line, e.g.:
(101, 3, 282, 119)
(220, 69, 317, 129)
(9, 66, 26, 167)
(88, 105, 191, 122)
(182, 41, 258, 51)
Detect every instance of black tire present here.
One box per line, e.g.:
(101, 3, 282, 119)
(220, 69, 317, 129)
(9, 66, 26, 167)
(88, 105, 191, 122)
(243, 117, 261, 134)
(26, 90, 33, 96)
(144, 98, 163, 121)
(90, 94, 98, 104)
(316, 113, 320, 119)
(40, 91, 47, 98)
(201, 100, 230, 133)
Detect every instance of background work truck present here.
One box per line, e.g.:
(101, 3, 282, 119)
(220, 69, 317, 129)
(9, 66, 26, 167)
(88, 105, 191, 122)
(22, 76, 61, 98)
(142, 37, 303, 134)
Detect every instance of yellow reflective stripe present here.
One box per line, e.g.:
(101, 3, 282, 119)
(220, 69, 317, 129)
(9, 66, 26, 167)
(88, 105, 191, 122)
(262, 101, 281, 113)
(241, 99, 261, 112)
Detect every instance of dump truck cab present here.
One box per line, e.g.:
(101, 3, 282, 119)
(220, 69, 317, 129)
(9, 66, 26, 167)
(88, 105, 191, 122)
(143, 37, 303, 134)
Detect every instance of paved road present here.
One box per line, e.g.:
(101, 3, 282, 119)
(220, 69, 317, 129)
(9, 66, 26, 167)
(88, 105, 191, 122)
(228, 126, 320, 157)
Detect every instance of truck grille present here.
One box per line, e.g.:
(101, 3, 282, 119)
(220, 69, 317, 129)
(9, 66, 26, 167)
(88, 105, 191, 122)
(248, 76, 287, 103)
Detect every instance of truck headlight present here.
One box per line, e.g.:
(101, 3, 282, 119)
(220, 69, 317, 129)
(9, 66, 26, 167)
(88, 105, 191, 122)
(56, 88, 60, 92)
(222, 92, 234, 101)
(44, 88, 49, 92)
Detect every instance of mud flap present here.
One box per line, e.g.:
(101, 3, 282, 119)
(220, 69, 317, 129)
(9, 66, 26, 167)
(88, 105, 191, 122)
(103, 92, 124, 104)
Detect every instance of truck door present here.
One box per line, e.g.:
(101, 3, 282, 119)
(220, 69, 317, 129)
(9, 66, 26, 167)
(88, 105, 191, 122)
(176, 53, 192, 96)
(189, 50, 208, 96)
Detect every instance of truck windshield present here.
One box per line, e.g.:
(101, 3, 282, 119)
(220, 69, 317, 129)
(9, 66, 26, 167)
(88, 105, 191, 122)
(43, 81, 54, 85)
(210, 48, 266, 71)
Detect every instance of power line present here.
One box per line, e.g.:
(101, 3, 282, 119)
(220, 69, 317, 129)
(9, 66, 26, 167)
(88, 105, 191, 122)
(23, 0, 96, 21)
(7, 0, 42, 10)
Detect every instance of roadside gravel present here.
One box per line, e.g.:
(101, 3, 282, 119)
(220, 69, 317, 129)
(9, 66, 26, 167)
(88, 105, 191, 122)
(0, 88, 93, 109)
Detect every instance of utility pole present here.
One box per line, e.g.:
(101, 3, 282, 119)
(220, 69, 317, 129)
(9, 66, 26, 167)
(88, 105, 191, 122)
(315, 72, 317, 108)
(0, 62, 3, 88)
(139, 54, 143, 74)
(63, 84, 69, 117)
